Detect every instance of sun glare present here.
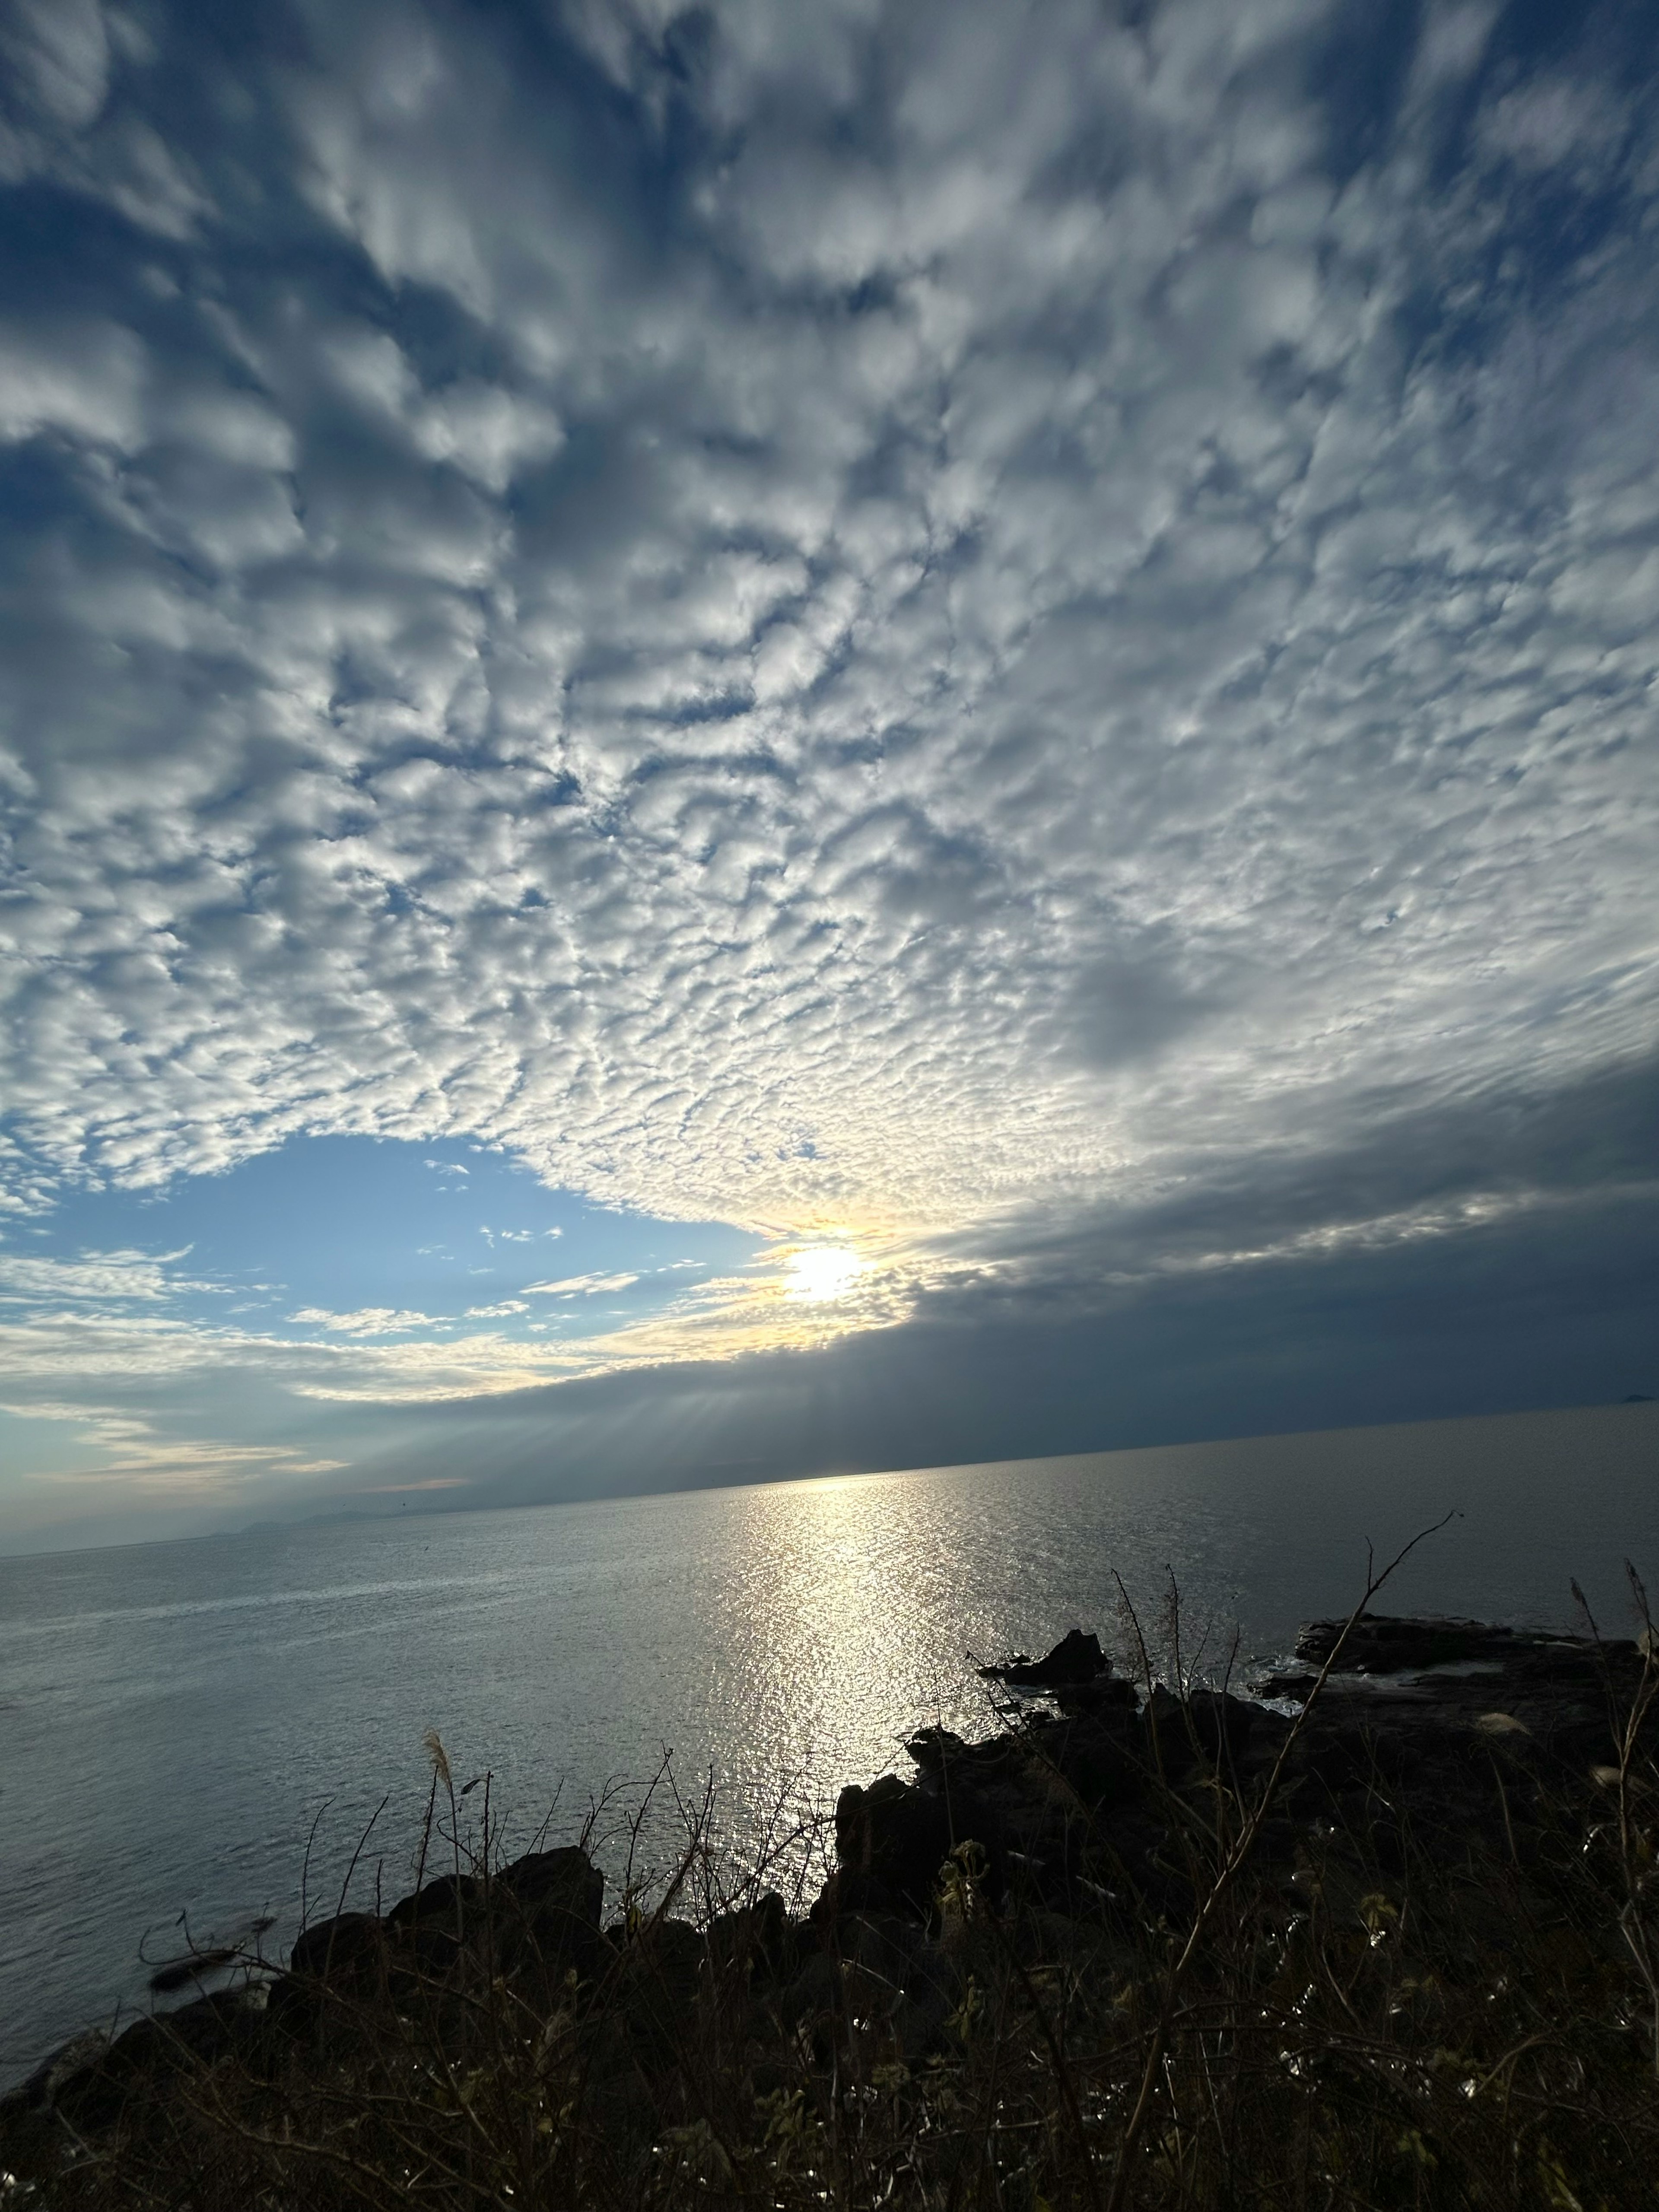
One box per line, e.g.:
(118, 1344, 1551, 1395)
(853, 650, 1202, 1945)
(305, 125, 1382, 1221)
(784, 1245, 868, 1302)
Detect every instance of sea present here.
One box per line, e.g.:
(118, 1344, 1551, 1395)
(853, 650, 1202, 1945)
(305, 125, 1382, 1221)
(2, 1401, 1656, 2090)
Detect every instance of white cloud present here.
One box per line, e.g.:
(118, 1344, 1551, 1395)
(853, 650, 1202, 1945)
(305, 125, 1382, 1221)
(0, 1246, 210, 1303)
(0, 0, 1656, 1518)
(0, 0, 111, 132)
(0, 319, 146, 448)
(287, 1306, 441, 1335)
(523, 1272, 640, 1299)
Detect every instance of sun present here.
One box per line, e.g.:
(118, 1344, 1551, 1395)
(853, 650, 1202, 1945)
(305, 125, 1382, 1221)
(784, 1245, 868, 1302)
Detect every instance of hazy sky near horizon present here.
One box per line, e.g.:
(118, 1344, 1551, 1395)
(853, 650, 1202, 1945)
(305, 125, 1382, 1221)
(1, 0, 1656, 1547)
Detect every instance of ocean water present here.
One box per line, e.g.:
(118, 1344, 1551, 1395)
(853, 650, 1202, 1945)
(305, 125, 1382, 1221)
(2, 1401, 1655, 2088)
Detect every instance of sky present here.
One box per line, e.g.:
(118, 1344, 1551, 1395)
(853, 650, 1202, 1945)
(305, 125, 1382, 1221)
(0, 0, 1656, 1551)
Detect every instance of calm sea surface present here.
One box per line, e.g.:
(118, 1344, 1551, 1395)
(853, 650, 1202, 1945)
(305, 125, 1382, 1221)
(3, 1402, 1656, 2087)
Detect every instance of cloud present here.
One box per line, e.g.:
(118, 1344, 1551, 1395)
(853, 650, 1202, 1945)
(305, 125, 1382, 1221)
(523, 1272, 640, 1299)
(322, 1185, 1659, 1522)
(1, 1051, 1652, 1541)
(0, 0, 1656, 1531)
(0, 1246, 211, 1303)
(287, 1306, 441, 1335)
(0, 318, 147, 448)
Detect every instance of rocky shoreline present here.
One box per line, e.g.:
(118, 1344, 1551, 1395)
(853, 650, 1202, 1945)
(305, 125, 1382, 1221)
(6, 1608, 1656, 2204)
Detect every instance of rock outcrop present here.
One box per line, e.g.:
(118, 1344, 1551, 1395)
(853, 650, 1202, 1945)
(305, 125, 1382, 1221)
(977, 1626, 1112, 1688)
(7, 1610, 1654, 2167)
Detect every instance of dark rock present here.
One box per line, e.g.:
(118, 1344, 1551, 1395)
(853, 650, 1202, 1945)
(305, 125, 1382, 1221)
(1030, 1711, 1142, 1815)
(906, 1725, 978, 1771)
(1294, 1615, 1538, 1673)
(53, 1990, 267, 2131)
(1246, 1615, 1659, 1878)
(1141, 1684, 1192, 1774)
(493, 1846, 606, 1982)
(274, 1910, 405, 2033)
(779, 1948, 841, 2029)
(1011, 1904, 1120, 1979)
(268, 1910, 399, 2039)
(1050, 1672, 1139, 1717)
(606, 1916, 706, 2066)
(1253, 1666, 1320, 1700)
(980, 1628, 1109, 1689)
(1137, 1684, 1269, 1785)
(1264, 1615, 1643, 1745)
(288, 1910, 385, 1982)
(386, 1869, 482, 1929)
(277, 1847, 605, 2018)
(497, 1844, 604, 1918)
(841, 1914, 960, 2060)
(147, 1946, 237, 1994)
(1183, 1688, 1265, 1767)
(5, 2029, 108, 2115)
(890, 1963, 957, 2060)
(706, 1890, 793, 1984)
(838, 1908, 925, 1981)
(13, 1605, 1657, 2161)
(1251, 1614, 1653, 1821)
(833, 1772, 959, 1920)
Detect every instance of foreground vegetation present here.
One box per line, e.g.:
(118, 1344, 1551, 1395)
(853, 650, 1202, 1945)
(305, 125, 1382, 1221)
(6, 1553, 1659, 2209)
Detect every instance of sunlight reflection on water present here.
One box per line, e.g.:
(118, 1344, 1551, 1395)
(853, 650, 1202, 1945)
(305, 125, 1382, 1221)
(1, 1403, 1654, 2085)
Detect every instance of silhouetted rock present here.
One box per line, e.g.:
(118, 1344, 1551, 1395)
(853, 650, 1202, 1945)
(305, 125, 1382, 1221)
(706, 1889, 794, 1984)
(1252, 1613, 1635, 1742)
(1294, 1614, 1542, 1673)
(979, 1627, 1109, 1688)
(831, 1772, 958, 1918)
(146, 1946, 237, 1994)
(288, 1909, 385, 1982)
(494, 1843, 607, 1982)
(266, 1845, 609, 2038)
(51, 1990, 269, 2132)
(386, 1870, 481, 1929)
(10, 1603, 1656, 2183)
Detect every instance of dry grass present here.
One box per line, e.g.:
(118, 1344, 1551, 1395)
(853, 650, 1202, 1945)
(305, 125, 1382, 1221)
(6, 1555, 1658, 2210)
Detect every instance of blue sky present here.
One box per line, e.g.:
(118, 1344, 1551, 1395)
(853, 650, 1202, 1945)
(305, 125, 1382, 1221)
(1, 0, 1656, 1548)
(12, 1136, 754, 1342)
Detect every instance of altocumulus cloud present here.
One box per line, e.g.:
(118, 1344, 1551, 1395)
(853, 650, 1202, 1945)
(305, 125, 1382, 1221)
(1, 0, 1657, 1537)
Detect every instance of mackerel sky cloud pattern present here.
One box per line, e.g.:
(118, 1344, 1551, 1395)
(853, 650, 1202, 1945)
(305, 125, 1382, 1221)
(1, 0, 1656, 1539)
